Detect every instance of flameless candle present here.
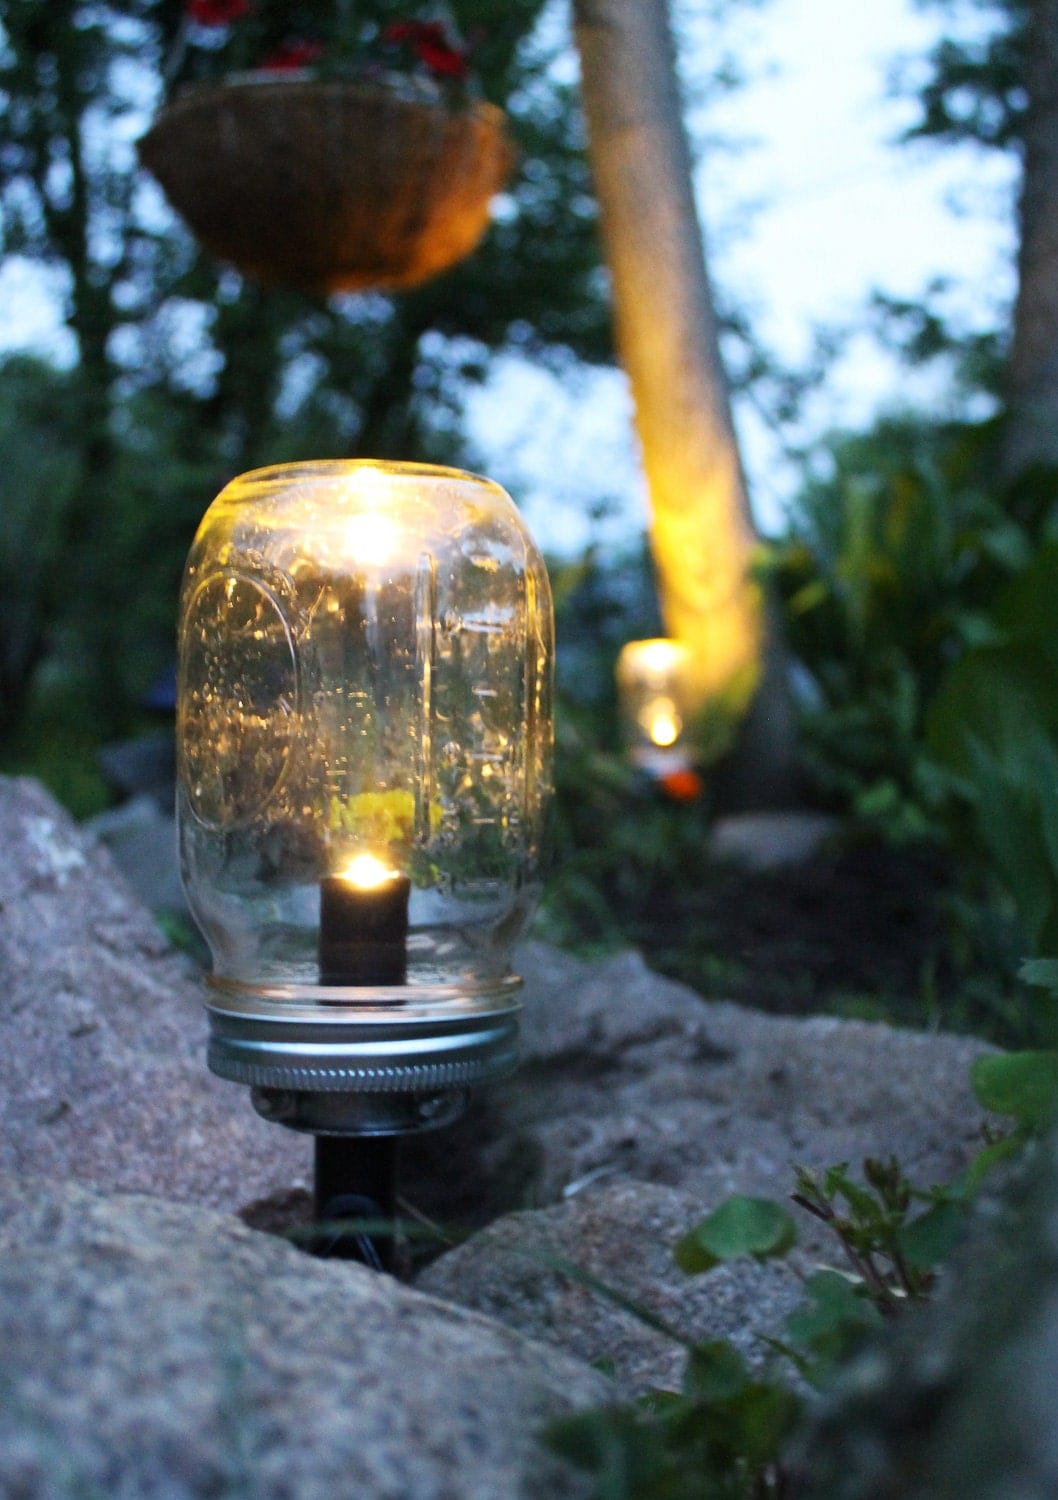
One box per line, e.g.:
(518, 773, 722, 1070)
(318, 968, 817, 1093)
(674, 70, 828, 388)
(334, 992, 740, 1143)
(318, 855, 412, 988)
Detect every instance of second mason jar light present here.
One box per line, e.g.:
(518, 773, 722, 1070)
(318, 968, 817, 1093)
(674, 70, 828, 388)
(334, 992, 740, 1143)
(177, 460, 554, 1137)
(616, 637, 694, 774)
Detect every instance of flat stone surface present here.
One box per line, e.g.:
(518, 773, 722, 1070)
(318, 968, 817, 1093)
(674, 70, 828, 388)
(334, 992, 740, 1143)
(404, 943, 993, 1237)
(410, 946, 992, 1394)
(710, 810, 839, 871)
(0, 776, 307, 1208)
(0, 1176, 606, 1500)
(418, 1177, 806, 1395)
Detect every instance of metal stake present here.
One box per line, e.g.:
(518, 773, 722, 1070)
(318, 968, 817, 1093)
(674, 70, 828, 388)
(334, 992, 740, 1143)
(312, 1134, 399, 1271)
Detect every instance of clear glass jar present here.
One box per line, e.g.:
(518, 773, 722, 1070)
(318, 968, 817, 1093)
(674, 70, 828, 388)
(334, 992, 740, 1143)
(177, 461, 553, 1006)
(616, 637, 694, 773)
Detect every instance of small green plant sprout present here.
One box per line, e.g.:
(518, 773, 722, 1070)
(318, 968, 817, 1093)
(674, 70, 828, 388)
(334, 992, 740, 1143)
(547, 1338, 802, 1500)
(673, 1172, 963, 1394)
(547, 1135, 1019, 1499)
(789, 1158, 954, 1312)
(545, 1154, 990, 1499)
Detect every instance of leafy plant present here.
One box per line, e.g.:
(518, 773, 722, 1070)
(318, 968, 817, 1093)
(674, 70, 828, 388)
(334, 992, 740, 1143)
(923, 539, 1058, 1051)
(546, 1156, 976, 1499)
(544, 971, 1058, 1500)
(769, 414, 1054, 837)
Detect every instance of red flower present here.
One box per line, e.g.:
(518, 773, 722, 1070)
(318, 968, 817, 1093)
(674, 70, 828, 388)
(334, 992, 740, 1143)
(381, 20, 419, 44)
(382, 19, 469, 81)
(259, 38, 325, 72)
(186, 0, 249, 26)
(659, 768, 704, 803)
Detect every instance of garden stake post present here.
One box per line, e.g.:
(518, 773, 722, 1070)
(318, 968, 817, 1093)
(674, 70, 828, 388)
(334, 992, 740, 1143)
(175, 461, 554, 1271)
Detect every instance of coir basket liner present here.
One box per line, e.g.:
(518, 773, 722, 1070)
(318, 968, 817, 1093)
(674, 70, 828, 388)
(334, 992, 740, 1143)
(137, 77, 515, 294)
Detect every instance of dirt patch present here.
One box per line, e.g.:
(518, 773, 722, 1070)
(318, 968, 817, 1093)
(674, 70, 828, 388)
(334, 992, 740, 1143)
(635, 842, 978, 1029)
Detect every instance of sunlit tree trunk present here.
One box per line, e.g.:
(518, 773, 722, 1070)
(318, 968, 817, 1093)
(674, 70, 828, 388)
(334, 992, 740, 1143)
(571, 0, 788, 777)
(1002, 0, 1058, 480)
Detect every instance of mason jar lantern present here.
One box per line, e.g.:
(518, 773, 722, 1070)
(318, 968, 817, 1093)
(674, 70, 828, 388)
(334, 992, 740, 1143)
(616, 637, 694, 774)
(177, 461, 554, 1151)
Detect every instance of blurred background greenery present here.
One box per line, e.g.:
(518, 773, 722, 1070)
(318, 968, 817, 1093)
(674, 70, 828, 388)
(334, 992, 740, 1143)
(3, 0, 1058, 1048)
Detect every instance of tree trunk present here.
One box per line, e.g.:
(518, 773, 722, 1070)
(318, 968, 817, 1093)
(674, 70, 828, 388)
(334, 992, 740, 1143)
(571, 0, 792, 788)
(1002, 0, 1058, 480)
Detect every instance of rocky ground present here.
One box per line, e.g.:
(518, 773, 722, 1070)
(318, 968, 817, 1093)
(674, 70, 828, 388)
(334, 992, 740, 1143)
(0, 775, 1003, 1497)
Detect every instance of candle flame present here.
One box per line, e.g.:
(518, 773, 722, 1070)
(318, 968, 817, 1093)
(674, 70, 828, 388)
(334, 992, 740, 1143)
(648, 712, 680, 748)
(343, 508, 401, 567)
(339, 852, 398, 889)
(635, 639, 685, 676)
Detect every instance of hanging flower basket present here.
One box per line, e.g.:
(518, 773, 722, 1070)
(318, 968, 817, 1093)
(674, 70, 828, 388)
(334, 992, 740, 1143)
(137, 75, 516, 294)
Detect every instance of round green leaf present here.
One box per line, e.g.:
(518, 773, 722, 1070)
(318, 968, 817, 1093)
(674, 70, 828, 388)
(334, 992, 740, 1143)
(675, 1196, 797, 1275)
(972, 1050, 1058, 1130)
(682, 1340, 749, 1400)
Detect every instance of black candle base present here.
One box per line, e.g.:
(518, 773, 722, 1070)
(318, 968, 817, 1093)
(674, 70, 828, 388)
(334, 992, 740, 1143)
(318, 872, 411, 987)
(311, 869, 411, 1269)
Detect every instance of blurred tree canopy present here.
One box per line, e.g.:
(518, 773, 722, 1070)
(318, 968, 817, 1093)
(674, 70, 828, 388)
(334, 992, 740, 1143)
(898, 0, 1058, 479)
(0, 0, 613, 769)
(901, 0, 1028, 151)
(7, 0, 1057, 828)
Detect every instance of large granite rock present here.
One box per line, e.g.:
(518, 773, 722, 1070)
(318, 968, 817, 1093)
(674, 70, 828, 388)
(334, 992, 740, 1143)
(0, 776, 307, 1207)
(412, 946, 992, 1392)
(0, 1176, 606, 1499)
(1, 774, 994, 1406)
(511, 942, 988, 1206)
(418, 1177, 805, 1394)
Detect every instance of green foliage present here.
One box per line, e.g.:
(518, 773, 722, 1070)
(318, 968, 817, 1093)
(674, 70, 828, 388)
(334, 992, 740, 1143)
(1020, 958, 1058, 996)
(789, 1157, 966, 1315)
(767, 414, 1040, 837)
(770, 402, 1058, 1043)
(674, 1198, 796, 1275)
(868, 288, 1005, 397)
(894, 0, 1028, 153)
(0, 357, 84, 737)
(972, 1051, 1058, 1131)
(548, 1354, 801, 1500)
(926, 540, 1058, 983)
(918, 534, 1058, 1145)
(546, 1151, 973, 1498)
(780, 1270, 884, 1380)
(896, 1194, 967, 1269)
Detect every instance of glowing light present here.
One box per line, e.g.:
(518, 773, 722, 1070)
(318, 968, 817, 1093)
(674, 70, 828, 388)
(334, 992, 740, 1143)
(343, 509, 401, 568)
(339, 852, 398, 890)
(639, 694, 681, 747)
(635, 639, 685, 677)
(648, 710, 680, 747)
